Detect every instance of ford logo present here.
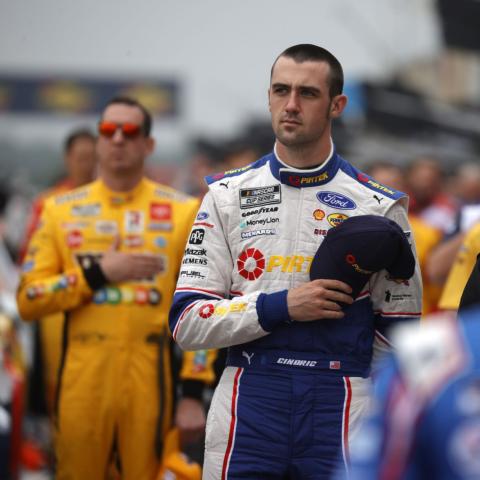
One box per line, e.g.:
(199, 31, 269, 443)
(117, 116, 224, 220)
(196, 211, 209, 221)
(316, 191, 356, 210)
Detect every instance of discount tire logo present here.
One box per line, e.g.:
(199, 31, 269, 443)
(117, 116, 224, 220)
(237, 248, 265, 280)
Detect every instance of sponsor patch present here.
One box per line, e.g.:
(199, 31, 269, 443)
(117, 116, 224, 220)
(287, 172, 328, 187)
(357, 173, 396, 195)
(241, 206, 279, 218)
(314, 228, 328, 236)
(148, 222, 172, 231)
(237, 248, 265, 280)
(124, 235, 143, 248)
(240, 217, 279, 228)
(71, 203, 101, 217)
(179, 269, 208, 281)
(240, 185, 281, 209)
(61, 221, 89, 230)
(327, 213, 349, 227)
(66, 230, 83, 248)
(384, 290, 413, 303)
(182, 257, 208, 266)
(241, 229, 277, 239)
(155, 236, 167, 248)
(316, 192, 357, 210)
(150, 203, 172, 221)
(184, 247, 207, 256)
(95, 220, 118, 235)
(313, 209, 325, 220)
(125, 211, 144, 234)
(196, 211, 209, 221)
(199, 304, 215, 318)
(189, 229, 205, 245)
(55, 190, 89, 204)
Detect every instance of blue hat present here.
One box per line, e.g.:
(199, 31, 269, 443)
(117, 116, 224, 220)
(310, 215, 415, 299)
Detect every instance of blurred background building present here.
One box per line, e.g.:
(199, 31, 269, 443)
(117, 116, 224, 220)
(2, 1, 480, 477)
(1, 0, 479, 190)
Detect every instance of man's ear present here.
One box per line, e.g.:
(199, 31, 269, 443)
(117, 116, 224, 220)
(329, 94, 348, 119)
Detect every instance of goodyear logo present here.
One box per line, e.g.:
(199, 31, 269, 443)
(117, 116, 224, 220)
(327, 213, 349, 227)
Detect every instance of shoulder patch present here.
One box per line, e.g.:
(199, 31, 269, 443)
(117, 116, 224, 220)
(154, 187, 191, 203)
(54, 188, 90, 205)
(340, 161, 405, 200)
(206, 156, 270, 185)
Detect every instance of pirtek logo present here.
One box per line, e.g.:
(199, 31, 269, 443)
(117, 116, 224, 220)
(288, 173, 328, 186)
(237, 250, 313, 281)
(266, 255, 313, 273)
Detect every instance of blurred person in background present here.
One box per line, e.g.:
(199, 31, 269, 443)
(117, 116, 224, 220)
(18, 128, 98, 263)
(406, 156, 458, 234)
(426, 162, 480, 296)
(366, 161, 442, 314)
(169, 44, 422, 479)
(436, 220, 480, 311)
(16, 96, 213, 480)
(345, 309, 480, 480)
(20, 128, 97, 424)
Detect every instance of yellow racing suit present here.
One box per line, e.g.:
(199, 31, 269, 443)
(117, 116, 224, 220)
(17, 178, 215, 480)
(439, 223, 480, 311)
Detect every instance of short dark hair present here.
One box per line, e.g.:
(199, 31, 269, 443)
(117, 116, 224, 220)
(271, 44, 344, 98)
(64, 128, 95, 153)
(103, 96, 152, 136)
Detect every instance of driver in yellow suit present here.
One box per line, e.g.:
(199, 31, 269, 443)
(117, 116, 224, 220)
(438, 222, 480, 311)
(17, 96, 215, 480)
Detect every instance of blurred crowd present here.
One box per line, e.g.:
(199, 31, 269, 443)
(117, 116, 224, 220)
(1, 118, 480, 479)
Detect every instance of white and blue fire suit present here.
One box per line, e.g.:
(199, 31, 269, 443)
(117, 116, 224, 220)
(169, 145, 422, 479)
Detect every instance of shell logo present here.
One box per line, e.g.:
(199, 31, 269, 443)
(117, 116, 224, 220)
(327, 213, 349, 227)
(199, 304, 215, 319)
(313, 209, 325, 221)
(237, 248, 265, 281)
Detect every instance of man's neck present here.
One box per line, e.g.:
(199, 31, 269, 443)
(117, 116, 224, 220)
(275, 139, 334, 170)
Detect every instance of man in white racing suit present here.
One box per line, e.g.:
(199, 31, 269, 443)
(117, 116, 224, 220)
(169, 44, 422, 479)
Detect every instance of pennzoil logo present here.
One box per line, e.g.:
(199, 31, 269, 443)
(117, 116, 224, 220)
(327, 213, 348, 227)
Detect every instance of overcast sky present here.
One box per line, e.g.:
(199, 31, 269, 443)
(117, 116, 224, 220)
(1, 0, 441, 147)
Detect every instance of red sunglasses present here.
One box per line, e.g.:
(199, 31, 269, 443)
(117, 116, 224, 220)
(98, 121, 144, 139)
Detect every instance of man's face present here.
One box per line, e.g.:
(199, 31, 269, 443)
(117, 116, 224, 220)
(269, 56, 343, 148)
(96, 103, 154, 176)
(66, 137, 97, 185)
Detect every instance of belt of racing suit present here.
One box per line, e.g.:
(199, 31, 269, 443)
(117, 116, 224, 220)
(226, 346, 370, 377)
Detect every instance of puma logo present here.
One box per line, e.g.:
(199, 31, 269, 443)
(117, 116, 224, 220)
(373, 195, 384, 204)
(242, 351, 254, 365)
(220, 181, 229, 189)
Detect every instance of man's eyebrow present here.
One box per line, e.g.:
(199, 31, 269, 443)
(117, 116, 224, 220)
(271, 82, 322, 94)
(271, 82, 289, 89)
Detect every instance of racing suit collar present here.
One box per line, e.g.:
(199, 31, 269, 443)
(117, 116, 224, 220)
(270, 141, 340, 188)
(97, 177, 148, 206)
